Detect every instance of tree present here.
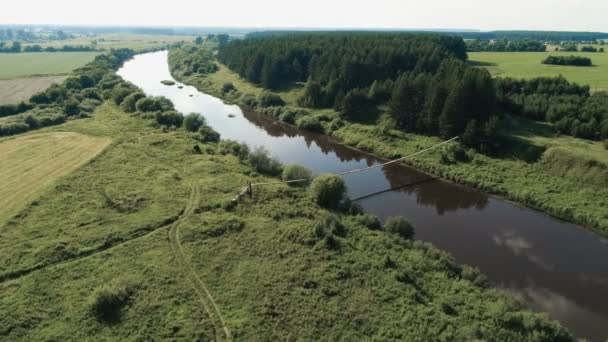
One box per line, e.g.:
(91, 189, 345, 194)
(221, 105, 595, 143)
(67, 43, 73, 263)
(384, 216, 414, 240)
(282, 164, 312, 186)
(120, 92, 145, 113)
(10, 41, 21, 53)
(248, 146, 283, 176)
(183, 113, 205, 132)
(194, 36, 203, 45)
(310, 174, 346, 209)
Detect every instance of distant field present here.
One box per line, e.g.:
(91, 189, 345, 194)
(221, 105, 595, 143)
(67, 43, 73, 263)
(0, 52, 99, 79)
(24, 33, 196, 51)
(0, 132, 111, 225)
(0, 76, 67, 104)
(469, 51, 608, 89)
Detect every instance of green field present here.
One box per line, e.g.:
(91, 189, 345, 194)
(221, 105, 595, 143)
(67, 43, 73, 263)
(24, 33, 196, 52)
(0, 103, 570, 340)
(0, 52, 99, 79)
(469, 51, 608, 90)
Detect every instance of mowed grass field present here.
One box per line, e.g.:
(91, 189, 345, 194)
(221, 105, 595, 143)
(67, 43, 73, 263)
(0, 76, 67, 104)
(469, 51, 608, 89)
(0, 52, 99, 79)
(0, 132, 111, 225)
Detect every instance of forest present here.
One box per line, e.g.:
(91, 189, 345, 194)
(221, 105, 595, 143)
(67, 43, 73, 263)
(218, 33, 500, 151)
(496, 76, 608, 140)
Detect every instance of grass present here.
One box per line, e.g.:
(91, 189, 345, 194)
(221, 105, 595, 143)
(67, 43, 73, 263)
(24, 33, 196, 52)
(0, 103, 570, 340)
(178, 56, 608, 235)
(0, 76, 67, 104)
(468, 51, 608, 90)
(0, 52, 99, 79)
(0, 132, 111, 226)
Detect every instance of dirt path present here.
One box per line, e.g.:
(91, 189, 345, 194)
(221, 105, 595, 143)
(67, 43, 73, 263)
(169, 182, 232, 341)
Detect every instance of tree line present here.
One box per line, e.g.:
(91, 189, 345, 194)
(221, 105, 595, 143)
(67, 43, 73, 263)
(496, 76, 608, 140)
(542, 55, 592, 66)
(218, 33, 503, 151)
(0, 41, 96, 53)
(466, 39, 546, 52)
(0, 49, 135, 136)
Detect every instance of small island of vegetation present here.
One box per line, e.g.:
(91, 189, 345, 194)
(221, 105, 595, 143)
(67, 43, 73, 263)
(542, 55, 592, 66)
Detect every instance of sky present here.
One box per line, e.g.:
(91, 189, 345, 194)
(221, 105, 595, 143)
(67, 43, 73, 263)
(1, 0, 607, 32)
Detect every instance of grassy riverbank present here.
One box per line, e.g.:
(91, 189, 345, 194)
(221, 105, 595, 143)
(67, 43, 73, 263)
(0, 102, 572, 340)
(172, 53, 608, 236)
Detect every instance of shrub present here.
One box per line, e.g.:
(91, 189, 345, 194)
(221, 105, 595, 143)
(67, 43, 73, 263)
(0, 121, 30, 136)
(120, 92, 145, 113)
(296, 116, 324, 133)
(64, 98, 81, 116)
(89, 279, 138, 323)
(356, 214, 382, 230)
(218, 140, 250, 161)
(604, 140, 608, 150)
(258, 91, 285, 107)
(155, 110, 183, 127)
(183, 113, 206, 132)
(279, 109, 298, 124)
(136, 96, 174, 113)
(248, 146, 283, 176)
(384, 216, 415, 240)
(310, 174, 346, 209)
(197, 125, 221, 143)
(112, 87, 134, 105)
(282, 164, 312, 185)
(23, 115, 40, 129)
(81, 88, 103, 101)
(221, 82, 236, 93)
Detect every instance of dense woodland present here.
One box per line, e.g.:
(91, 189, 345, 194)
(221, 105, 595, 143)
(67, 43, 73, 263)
(466, 39, 546, 52)
(541, 55, 592, 67)
(168, 43, 218, 78)
(496, 77, 608, 140)
(0, 49, 135, 136)
(218, 33, 501, 151)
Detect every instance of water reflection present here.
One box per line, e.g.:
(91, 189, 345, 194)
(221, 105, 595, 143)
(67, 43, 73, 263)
(117, 51, 608, 341)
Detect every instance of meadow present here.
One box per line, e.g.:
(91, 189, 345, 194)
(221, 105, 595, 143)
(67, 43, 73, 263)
(0, 52, 99, 79)
(0, 132, 110, 226)
(0, 102, 570, 340)
(24, 33, 196, 52)
(468, 51, 608, 90)
(0, 76, 67, 104)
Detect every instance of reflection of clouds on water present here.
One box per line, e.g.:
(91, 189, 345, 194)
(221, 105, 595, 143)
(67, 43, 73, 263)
(506, 285, 608, 341)
(577, 273, 608, 287)
(493, 231, 555, 271)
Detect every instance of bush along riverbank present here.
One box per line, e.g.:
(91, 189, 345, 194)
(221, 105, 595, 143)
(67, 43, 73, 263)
(168, 44, 608, 237)
(0, 99, 572, 340)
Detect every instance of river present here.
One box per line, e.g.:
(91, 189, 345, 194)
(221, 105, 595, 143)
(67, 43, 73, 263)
(117, 51, 608, 341)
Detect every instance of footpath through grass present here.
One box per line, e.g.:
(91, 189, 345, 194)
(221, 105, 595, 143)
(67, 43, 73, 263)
(177, 57, 608, 236)
(0, 103, 571, 340)
(469, 51, 608, 90)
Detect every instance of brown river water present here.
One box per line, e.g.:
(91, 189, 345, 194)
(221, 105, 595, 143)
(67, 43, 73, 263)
(118, 51, 608, 341)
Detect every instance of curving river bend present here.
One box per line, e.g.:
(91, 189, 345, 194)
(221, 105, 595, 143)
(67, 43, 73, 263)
(118, 51, 608, 341)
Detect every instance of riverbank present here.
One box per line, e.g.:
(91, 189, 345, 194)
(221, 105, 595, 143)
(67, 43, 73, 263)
(171, 56, 608, 238)
(1, 101, 574, 340)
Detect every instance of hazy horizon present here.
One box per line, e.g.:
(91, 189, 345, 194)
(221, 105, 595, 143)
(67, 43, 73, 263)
(1, 0, 607, 32)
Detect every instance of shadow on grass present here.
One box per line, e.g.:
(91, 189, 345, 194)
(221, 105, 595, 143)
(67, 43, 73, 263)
(468, 60, 498, 67)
